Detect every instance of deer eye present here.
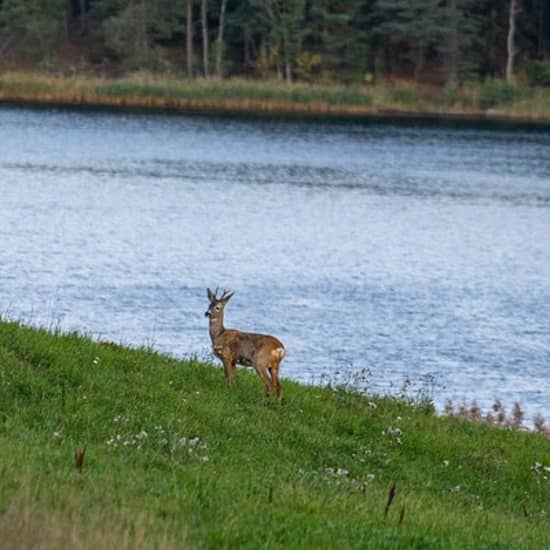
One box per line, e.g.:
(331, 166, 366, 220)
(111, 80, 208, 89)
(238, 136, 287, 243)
(215, 306, 221, 311)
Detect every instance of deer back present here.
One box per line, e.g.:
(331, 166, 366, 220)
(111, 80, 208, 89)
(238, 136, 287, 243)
(214, 329, 285, 366)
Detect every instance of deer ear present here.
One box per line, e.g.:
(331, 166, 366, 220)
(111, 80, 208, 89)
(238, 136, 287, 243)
(207, 288, 215, 302)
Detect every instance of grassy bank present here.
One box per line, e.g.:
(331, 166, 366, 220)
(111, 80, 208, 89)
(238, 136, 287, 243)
(0, 319, 549, 548)
(1, 72, 550, 122)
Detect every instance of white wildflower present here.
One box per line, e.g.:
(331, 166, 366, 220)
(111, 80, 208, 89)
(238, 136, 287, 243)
(532, 462, 550, 480)
(384, 426, 403, 444)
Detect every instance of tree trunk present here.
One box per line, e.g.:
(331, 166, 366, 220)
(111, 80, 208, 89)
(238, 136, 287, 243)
(488, 7, 497, 76)
(282, 29, 292, 83)
(216, 0, 227, 78)
(414, 43, 425, 83)
(201, 0, 209, 77)
(140, 0, 148, 52)
(244, 29, 251, 68)
(187, 0, 194, 78)
(79, 0, 86, 33)
(506, 0, 519, 81)
(64, 0, 72, 40)
(445, 0, 458, 89)
(0, 34, 15, 56)
(285, 61, 292, 83)
(537, 0, 545, 57)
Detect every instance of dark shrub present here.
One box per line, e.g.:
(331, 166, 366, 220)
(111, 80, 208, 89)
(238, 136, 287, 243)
(479, 80, 525, 109)
(528, 61, 550, 87)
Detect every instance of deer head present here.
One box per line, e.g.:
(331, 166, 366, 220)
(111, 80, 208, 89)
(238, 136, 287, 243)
(204, 288, 234, 319)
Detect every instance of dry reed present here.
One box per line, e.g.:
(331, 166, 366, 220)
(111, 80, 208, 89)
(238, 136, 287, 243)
(1, 72, 550, 122)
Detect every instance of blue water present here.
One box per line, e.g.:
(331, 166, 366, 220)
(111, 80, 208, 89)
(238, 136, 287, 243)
(1, 105, 549, 420)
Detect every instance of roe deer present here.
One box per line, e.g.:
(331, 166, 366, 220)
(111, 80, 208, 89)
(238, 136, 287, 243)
(205, 288, 285, 402)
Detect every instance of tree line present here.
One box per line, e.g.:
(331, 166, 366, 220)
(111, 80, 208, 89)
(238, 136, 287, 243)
(0, 1, 549, 87)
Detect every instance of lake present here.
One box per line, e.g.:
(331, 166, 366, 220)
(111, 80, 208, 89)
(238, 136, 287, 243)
(1, 105, 549, 420)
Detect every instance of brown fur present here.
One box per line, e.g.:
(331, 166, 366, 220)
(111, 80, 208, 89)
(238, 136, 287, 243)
(205, 289, 285, 402)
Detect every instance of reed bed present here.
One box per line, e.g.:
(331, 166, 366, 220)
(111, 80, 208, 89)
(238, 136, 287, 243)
(1, 71, 549, 121)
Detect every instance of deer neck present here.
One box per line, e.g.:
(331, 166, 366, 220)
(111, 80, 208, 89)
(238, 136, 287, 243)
(209, 313, 225, 342)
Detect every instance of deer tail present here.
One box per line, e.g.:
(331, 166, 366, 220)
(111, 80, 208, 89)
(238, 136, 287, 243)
(272, 347, 285, 361)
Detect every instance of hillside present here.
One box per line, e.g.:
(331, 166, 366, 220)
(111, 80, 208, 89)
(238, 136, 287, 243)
(0, 319, 549, 548)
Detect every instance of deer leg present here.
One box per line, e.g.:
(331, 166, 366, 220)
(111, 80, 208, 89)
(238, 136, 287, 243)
(254, 364, 272, 397)
(229, 360, 237, 384)
(270, 366, 282, 403)
(222, 357, 234, 385)
(268, 348, 285, 403)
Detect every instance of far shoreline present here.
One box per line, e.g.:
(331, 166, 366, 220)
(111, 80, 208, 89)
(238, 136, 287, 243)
(3, 95, 550, 130)
(2, 72, 550, 129)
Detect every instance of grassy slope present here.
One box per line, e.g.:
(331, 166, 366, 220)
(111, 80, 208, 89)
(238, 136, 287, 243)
(1, 72, 550, 122)
(0, 319, 549, 549)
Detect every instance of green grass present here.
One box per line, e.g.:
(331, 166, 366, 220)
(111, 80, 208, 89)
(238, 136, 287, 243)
(0, 319, 549, 548)
(94, 77, 373, 107)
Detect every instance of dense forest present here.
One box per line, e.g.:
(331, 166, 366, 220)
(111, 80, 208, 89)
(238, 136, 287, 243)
(0, 1, 549, 87)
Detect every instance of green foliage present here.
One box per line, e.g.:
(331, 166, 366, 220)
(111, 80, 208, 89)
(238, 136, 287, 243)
(528, 61, 550, 87)
(93, 76, 373, 107)
(0, 319, 549, 548)
(295, 52, 322, 81)
(0, 0, 65, 59)
(478, 80, 527, 109)
(92, 0, 183, 71)
(305, 1, 368, 82)
(0, 0, 548, 86)
(438, 86, 462, 107)
(247, 0, 306, 80)
(373, 0, 444, 79)
(387, 83, 423, 106)
(101, 6, 141, 61)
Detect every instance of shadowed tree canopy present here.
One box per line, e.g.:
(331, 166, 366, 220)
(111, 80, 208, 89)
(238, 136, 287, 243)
(0, 0, 549, 84)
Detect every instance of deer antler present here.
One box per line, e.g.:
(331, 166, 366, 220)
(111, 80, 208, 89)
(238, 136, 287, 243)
(221, 289, 234, 300)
